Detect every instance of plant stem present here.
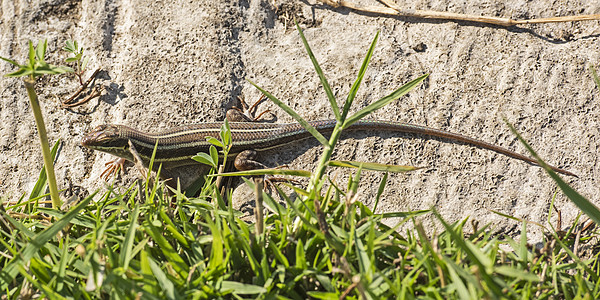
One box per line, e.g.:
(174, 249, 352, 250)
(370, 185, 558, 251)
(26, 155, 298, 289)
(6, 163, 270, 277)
(308, 123, 343, 193)
(23, 77, 61, 208)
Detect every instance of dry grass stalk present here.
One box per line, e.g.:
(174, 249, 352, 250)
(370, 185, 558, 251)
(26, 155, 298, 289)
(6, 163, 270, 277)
(319, 0, 600, 26)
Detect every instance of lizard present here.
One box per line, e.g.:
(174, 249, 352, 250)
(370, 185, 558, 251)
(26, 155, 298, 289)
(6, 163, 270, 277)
(81, 107, 576, 178)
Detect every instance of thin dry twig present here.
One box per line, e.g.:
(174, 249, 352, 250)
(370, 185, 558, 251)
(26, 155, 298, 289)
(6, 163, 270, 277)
(62, 68, 101, 107)
(319, 0, 600, 26)
(61, 85, 102, 108)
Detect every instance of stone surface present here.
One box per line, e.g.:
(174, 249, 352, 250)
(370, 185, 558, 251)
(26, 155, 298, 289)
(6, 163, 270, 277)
(1, 0, 599, 241)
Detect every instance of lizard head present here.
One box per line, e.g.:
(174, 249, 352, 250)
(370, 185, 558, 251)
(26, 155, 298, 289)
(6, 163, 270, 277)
(82, 125, 131, 159)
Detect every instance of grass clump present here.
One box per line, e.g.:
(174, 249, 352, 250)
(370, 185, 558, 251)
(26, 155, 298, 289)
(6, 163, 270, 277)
(2, 170, 599, 298)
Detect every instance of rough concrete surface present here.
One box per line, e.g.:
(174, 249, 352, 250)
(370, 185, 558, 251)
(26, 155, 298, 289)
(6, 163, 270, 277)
(1, 0, 599, 241)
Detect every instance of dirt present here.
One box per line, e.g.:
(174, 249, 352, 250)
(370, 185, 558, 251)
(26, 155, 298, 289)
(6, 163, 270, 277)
(1, 0, 599, 242)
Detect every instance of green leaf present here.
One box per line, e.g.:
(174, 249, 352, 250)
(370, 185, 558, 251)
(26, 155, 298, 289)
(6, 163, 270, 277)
(81, 56, 90, 71)
(518, 221, 528, 265)
(34, 64, 73, 75)
(56, 65, 74, 73)
(205, 213, 224, 272)
(206, 136, 224, 148)
(268, 238, 289, 268)
(0, 56, 22, 66)
(328, 160, 421, 173)
(140, 250, 158, 295)
(64, 40, 75, 53)
(4, 68, 31, 77)
(28, 40, 35, 69)
(209, 145, 219, 167)
(355, 233, 372, 279)
(56, 238, 69, 293)
(65, 57, 79, 63)
(220, 119, 231, 147)
(344, 74, 428, 128)
(35, 39, 47, 62)
(192, 152, 217, 169)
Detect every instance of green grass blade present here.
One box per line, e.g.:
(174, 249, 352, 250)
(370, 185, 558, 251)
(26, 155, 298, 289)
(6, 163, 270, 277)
(248, 80, 329, 146)
(140, 249, 159, 295)
(505, 119, 600, 225)
(159, 210, 190, 248)
(344, 74, 428, 128)
(268, 238, 289, 268)
(374, 209, 430, 219)
(488, 209, 545, 228)
(355, 232, 372, 280)
(120, 204, 140, 271)
(342, 31, 379, 120)
(148, 257, 180, 300)
(518, 221, 528, 266)
(295, 21, 340, 120)
(495, 266, 539, 282)
(220, 281, 267, 295)
(56, 237, 69, 293)
(205, 212, 224, 273)
(373, 172, 388, 213)
(208, 168, 311, 178)
(295, 239, 307, 269)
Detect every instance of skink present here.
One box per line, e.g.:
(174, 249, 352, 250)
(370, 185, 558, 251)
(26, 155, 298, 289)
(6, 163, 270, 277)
(81, 119, 575, 176)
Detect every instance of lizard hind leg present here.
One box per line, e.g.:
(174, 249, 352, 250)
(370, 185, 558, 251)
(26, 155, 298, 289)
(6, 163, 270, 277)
(227, 94, 273, 122)
(234, 150, 267, 171)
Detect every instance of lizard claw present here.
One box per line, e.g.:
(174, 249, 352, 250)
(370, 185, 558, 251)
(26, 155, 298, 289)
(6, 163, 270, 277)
(101, 158, 126, 181)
